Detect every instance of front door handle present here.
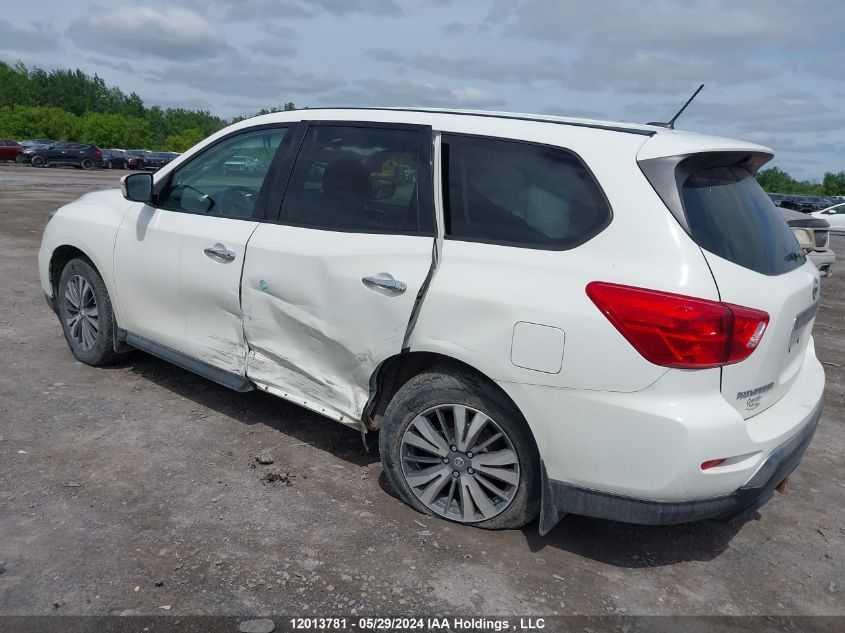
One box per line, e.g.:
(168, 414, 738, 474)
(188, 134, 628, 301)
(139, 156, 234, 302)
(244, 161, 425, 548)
(203, 244, 236, 263)
(362, 275, 407, 294)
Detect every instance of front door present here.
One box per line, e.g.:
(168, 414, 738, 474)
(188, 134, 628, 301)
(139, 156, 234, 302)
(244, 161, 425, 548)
(113, 125, 292, 378)
(241, 122, 436, 422)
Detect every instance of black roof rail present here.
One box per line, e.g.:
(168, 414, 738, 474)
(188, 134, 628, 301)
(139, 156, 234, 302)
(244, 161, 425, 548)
(284, 107, 657, 137)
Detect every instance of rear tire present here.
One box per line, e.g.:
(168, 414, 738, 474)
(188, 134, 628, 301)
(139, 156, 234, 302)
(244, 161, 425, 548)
(81, 158, 94, 170)
(379, 367, 540, 530)
(57, 258, 121, 366)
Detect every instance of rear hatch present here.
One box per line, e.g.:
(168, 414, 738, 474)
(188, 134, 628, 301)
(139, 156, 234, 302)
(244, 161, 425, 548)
(641, 151, 820, 419)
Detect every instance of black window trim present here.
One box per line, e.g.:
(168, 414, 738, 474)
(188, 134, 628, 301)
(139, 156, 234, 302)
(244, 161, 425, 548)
(153, 122, 296, 222)
(439, 131, 614, 252)
(266, 120, 436, 237)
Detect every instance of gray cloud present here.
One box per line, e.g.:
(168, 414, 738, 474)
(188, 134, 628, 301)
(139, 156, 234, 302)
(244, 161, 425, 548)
(208, 0, 405, 21)
(506, 0, 842, 50)
(0, 19, 60, 52)
(1, 0, 843, 179)
(321, 78, 506, 109)
(366, 49, 565, 85)
(67, 6, 229, 60)
(146, 54, 340, 101)
(252, 37, 298, 58)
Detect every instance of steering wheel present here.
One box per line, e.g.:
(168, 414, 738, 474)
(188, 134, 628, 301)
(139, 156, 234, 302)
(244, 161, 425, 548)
(217, 186, 258, 218)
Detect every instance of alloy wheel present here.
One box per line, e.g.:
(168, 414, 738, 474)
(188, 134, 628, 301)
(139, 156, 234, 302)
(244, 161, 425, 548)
(64, 275, 99, 351)
(399, 404, 520, 523)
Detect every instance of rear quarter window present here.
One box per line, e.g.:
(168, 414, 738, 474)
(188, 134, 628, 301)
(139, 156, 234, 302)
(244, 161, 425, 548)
(442, 134, 611, 249)
(682, 166, 805, 275)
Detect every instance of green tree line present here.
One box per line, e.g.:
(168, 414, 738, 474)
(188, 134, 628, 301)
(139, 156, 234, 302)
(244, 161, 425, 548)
(756, 167, 845, 197)
(0, 60, 295, 152)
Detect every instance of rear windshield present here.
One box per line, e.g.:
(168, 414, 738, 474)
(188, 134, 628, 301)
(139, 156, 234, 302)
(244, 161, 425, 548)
(682, 166, 805, 275)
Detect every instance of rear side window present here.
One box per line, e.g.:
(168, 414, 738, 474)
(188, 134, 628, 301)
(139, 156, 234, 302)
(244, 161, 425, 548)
(280, 125, 431, 234)
(682, 166, 805, 275)
(442, 134, 611, 249)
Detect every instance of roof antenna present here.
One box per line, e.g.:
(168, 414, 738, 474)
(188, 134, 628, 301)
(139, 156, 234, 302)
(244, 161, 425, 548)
(647, 84, 704, 129)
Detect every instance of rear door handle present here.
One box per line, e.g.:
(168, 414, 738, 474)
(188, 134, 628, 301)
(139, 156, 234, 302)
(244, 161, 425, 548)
(203, 244, 236, 263)
(362, 276, 407, 294)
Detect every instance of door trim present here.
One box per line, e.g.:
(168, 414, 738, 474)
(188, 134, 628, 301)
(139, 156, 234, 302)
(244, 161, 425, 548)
(121, 330, 253, 392)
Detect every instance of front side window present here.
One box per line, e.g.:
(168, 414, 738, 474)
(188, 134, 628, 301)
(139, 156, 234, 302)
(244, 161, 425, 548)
(442, 134, 612, 249)
(158, 127, 288, 219)
(280, 125, 430, 234)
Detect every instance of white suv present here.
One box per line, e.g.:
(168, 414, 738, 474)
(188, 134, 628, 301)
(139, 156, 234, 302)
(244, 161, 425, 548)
(38, 109, 824, 533)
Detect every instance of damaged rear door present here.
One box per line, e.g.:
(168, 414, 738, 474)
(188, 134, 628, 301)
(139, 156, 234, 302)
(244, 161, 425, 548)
(241, 121, 435, 424)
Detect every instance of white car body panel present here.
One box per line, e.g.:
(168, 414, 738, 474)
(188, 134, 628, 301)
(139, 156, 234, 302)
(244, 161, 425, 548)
(113, 205, 259, 373)
(812, 204, 845, 233)
(410, 127, 719, 393)
(241, 225, 434, 423)
(700, 252, 819, 419)
(38, 107, 826, 524)
(500, 338, 823, 501)
(38, 189, 133, 308)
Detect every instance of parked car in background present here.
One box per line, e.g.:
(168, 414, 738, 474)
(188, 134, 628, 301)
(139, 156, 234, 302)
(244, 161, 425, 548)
(19, 138, 56, 148)
(222, 154, 265, 175)
(780, 195, 815, 213)
(768, 192, 786, 207)
(807, 196, 832, 211)
(123, 150, 147, 169)
(102, 149, 127, 169)
(39, 108, 824, 533)
(18, 142, 52, 163)
(780, 208, 835, 277)
(26, 142, 104, 170)
(0, 140, 24, 162)
(141, 151, 177, 171)
(812, 203, 845, 235)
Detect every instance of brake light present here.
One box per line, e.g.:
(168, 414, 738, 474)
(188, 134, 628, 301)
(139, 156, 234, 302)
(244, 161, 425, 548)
(94, 149, 102, 157)
(585, 282, 769, 368)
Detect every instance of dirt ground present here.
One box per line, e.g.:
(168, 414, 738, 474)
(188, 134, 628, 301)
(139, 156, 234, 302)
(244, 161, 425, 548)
(0, 163, 842, 617)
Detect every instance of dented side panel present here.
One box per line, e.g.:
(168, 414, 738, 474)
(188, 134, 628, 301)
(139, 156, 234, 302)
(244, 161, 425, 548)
(242, 224, 434, 420)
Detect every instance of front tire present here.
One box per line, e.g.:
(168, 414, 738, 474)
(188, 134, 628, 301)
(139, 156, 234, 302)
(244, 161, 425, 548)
(57, 258, 121, 366)
(379, 368, 540, 529)
(31, 155, 46, 167)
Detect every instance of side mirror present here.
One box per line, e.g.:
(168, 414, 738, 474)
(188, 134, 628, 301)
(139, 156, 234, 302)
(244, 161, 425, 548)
(121, 173, 153, 203)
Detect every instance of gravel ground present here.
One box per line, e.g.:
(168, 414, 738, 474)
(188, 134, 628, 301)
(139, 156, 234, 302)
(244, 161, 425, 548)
(0, 163, 842, 617)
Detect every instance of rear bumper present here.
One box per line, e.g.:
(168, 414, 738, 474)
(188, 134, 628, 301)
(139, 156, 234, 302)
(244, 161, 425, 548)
(539, 400, 821, 533)
(807, 249, 835, 277)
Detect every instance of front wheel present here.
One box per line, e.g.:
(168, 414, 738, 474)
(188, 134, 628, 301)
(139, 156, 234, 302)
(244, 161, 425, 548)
(379, 368, 540, 529)
(31, 155, 46, 167)
(57, 258, 121, 366)
(15, 154, 23, 163)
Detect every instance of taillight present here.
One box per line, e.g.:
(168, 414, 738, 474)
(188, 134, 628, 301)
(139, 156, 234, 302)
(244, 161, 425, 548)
(95, 149, 102, 157)
(585, 282, 769, 369)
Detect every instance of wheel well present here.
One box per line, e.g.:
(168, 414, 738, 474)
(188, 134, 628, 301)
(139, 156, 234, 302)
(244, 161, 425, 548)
(365, 352, 530, 438)
(49, 246, 90, 297)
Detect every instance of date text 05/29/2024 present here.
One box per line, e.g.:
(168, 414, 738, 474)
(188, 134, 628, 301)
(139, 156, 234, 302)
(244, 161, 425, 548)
(289, 616, 547, 631)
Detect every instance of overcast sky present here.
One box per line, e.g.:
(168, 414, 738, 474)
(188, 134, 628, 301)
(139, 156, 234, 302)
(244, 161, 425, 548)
(2, 0, 843, 179)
